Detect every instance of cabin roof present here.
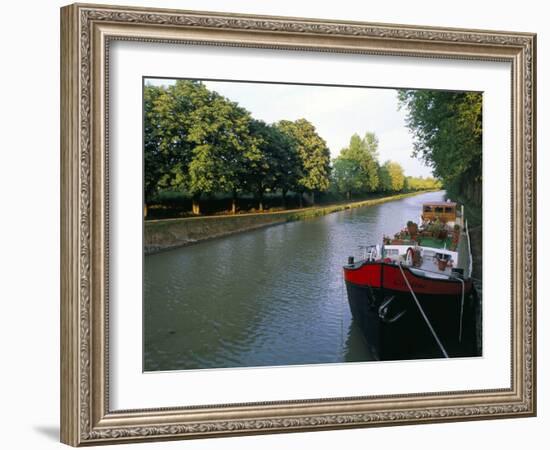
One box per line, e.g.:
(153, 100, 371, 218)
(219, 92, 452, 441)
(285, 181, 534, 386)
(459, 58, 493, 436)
(423, 202, 457, 207)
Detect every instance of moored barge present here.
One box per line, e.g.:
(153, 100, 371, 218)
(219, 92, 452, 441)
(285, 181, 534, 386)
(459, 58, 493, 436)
(343, 200, 479, 360)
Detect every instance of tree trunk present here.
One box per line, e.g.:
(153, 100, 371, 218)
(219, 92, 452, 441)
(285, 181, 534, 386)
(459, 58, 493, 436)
(282, 189, 287, 209)
(347, 191, 351, 201)
(143, 203, 148, 218)
(192, 198, 200, 215)
(298, 193, 303, 208)
(258, 190, 264, 212)
(311, 191, 316, 205)
(231, 191, 237, 215)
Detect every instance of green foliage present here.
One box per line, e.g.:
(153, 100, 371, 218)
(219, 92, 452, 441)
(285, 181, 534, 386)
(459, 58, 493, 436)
(245, 120, 301, 208)
(397, 89, 482, 202)
(144, 80, 263, 210)
(277, 119, 331, 195)
(185, 89, 261, 199)
(144, 81, 197, 202)
(378, 163, 391, 192)
(332, 157, 363, 198)
(426, 219, 445, 236)
(144, 81, 442, 217)
(405, 175, 443, 191)
(330, 131, 383, 198)
(378, 161, 405, 192)
(339, 132, 380, 192)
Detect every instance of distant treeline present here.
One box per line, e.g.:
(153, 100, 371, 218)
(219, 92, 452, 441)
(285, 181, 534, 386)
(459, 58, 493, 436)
(144, 80, 441, 216)
(330, 132, 441, 201)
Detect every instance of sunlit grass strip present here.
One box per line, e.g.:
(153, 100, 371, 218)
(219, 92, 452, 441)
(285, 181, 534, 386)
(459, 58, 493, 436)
(283, 191, 434, 222)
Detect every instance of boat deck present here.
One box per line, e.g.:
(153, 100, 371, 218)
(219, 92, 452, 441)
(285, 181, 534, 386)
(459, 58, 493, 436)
(415, 230, 471, 279)
(411, 249, 455, 279)
(392, 234, 453, 250)
(416, 236, 453, 250)
(382, 228, 471, 280)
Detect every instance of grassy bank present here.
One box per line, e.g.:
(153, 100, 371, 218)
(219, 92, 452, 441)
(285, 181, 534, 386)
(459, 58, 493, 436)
(145, 190, 438, 254)
(282, 191, 432, 221)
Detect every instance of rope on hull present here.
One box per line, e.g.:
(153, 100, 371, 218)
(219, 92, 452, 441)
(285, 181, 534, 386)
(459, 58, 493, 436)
(398, 262, 449, 358)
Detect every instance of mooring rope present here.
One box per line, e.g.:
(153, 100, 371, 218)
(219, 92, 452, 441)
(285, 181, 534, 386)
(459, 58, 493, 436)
(406, 266, 465, 343)
(457, 276, 465, 343)
(398, 263, 449, 358)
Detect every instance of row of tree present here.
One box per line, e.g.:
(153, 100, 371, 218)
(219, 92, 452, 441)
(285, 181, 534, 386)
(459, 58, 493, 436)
(330, 132, 436, 200)
(145, 80, 332, 214)
(144, 80, 440, 216)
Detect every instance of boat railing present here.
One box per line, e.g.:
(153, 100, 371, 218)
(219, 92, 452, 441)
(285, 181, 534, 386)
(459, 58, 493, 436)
(359, 244, 380, 262)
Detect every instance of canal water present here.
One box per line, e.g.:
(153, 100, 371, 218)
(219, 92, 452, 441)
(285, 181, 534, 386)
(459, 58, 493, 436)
(144, 190, 447, 371)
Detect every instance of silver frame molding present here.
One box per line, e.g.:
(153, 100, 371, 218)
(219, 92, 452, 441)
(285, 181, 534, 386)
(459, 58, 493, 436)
(60, 3, 536, 446)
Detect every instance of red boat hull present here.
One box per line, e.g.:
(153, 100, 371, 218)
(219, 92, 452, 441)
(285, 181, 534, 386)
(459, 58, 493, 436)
(344, 261, 473, 296)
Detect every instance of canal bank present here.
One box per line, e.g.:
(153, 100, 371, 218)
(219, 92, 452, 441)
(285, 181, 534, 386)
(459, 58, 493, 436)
(144, 191, 437, 254)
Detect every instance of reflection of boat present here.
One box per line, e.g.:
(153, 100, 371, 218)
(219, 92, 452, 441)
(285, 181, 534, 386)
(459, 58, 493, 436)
(343, 200, 479, 360)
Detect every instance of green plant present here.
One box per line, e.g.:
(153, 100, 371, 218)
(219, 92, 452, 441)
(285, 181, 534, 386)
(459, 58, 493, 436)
(427, 219, 444, 236)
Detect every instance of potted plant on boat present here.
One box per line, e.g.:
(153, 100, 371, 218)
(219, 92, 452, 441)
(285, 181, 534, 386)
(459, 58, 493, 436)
(427, 219, 443, 238)
(436, 256, 449, 271)
(407, 221, 419, 240)
(451, 224, 461, 249)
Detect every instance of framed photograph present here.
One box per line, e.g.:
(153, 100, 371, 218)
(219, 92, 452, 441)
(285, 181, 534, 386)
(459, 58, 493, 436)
(60, 3, 536, 446)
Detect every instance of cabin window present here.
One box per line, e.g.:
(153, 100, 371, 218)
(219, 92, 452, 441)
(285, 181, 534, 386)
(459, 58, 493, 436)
(423, 206, 432, 212)
(435, 207, 444, 213)
(385, 248, 399, 256)
(445, 207, 453, 213)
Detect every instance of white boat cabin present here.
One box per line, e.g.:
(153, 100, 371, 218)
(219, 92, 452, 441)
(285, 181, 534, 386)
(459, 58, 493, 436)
(382, 244, 459, 279)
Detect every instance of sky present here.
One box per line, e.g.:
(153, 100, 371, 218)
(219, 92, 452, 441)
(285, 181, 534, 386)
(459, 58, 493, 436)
(145, 78, 433, 178)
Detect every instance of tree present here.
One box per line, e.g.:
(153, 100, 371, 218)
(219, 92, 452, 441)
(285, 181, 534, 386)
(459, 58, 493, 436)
(186, 89, 261, 214)
(403, 176, 410, 192)
(271, 124, 302, 207)
(339, 132, 380, 192)
(378, 163, 392, 192)
(246, 120, 301, 211)
(144, 81, 198, 215)
(397, 90, 482, 205)
(406, 176, 443, 191)
(378, 161, 405, 192)
(277, 119, 331, 205)
(332, 157, 362, 200)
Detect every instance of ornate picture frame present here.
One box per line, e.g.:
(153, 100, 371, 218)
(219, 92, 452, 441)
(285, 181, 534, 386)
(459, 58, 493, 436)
(60, 3, 536, 446)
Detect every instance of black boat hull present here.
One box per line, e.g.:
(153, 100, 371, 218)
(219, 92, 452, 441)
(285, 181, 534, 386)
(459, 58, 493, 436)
(345, 280, 479, 361)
